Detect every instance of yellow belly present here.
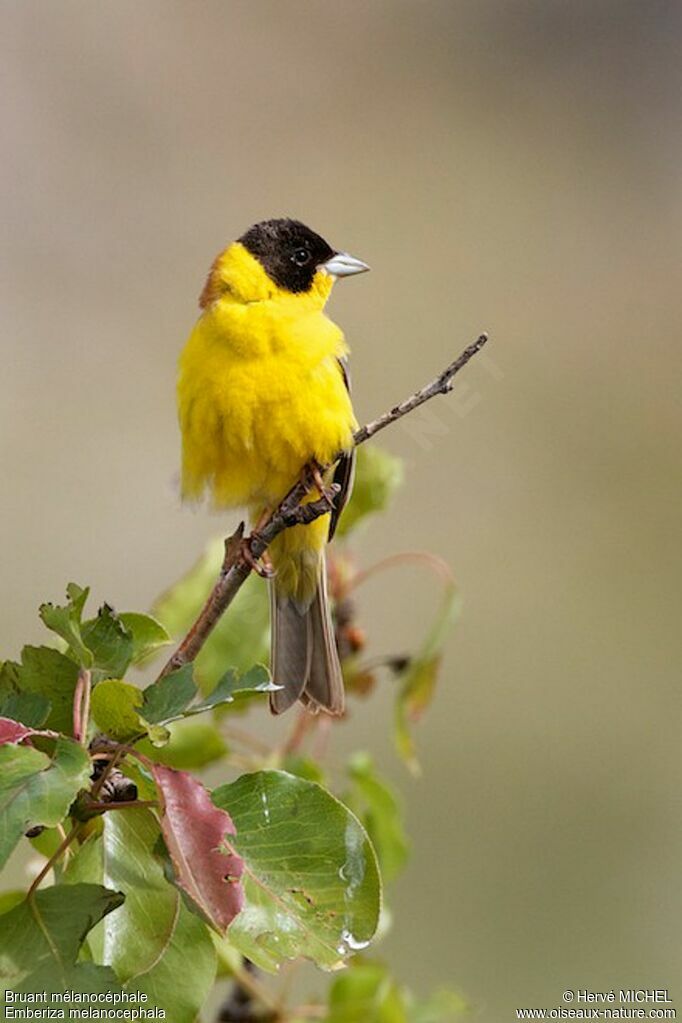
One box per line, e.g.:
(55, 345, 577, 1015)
(178, 298, 356, 510)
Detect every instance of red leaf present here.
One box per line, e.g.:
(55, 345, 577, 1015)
(151, 764, 244, 932)
(0, 717, 39, 745)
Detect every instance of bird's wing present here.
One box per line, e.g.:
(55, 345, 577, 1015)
(328, 356, 356, 540)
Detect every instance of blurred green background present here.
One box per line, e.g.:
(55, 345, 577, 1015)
(2, 1, 681, 1018)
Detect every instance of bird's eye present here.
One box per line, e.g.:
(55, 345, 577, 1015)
(292, 248, 311, 266)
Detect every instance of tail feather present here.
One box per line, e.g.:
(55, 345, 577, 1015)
(303, 566, 345, 715)
(269, 589, 310, 715)
(269, 557, 345, 716)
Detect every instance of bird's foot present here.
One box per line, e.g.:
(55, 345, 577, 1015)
(301, 460, 337, 510)
(240, 535, 275, 578)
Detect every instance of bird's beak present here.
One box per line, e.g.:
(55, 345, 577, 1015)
(320, 252, 370, 278)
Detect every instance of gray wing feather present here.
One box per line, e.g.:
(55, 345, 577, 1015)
(329, 356, 356, 540)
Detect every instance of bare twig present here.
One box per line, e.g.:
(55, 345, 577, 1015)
(350, 550, 455, 592)
(27, 822, 82, 896)
(84, 799, 158, 813)
(353, 332, 489, 446)
(72, 668, 91, 745)
(158, 334, 488, 680)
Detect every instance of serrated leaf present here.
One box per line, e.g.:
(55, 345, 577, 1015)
(139, 664, 276, 733)
(118, 612, 172, 665)
(0, 691, 51, 728)
(90, 680, 173, 747)
(212, 770, 381, 972)
(189, 663, 277, 714)
(90, 679, 144, 741)
(345, 753, 409, 882)
(0, 884, 123, 998)
(39, 583, 93, 668)
(9, 646, 79, 734)
(326, 961, 408, 1023)
(136, 719, 227, 770)
(64, 811, 216, 1021)
(152, 765, 244, 932)
(141, 665, 197, 725)
(0, 660, 20, 699)
(81, 604, 134, 680)
(153, 542, 269, 690)
(0, 737, 91, 868)
(394, 581, 460, 774)
(336, 445, 404, 539)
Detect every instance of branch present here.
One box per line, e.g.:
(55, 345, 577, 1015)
(158, 333, 488, 679)
(353, 332, 488, 445)
(27, 822, 82, 896)
(72, 668, 91, 745)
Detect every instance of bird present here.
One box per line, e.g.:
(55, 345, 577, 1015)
(177, 218, 369, 715)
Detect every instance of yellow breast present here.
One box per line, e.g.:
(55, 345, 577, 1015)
(177, 243, 356, 510)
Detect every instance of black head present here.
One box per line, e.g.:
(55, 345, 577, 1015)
(239, 219, 336, 294)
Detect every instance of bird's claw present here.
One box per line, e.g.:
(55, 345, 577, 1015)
(302, 460, 337, 510)
(240, 536, 275, 578)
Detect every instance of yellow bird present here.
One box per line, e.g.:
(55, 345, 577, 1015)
(177, 219, 369, 715)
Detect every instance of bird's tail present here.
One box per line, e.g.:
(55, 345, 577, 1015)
(269, 555, 345, 716)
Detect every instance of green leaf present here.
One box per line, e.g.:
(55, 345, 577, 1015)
(153, 542, 269, 690)
(138, 664, 275, 734)
(0, 883, 123, 998)
(39, 582, 93, 668)
(345, 754, 409, 882)
(0, 660, 19, 700)
(90, 679, 144, 741)
(37, 585, 158, 681)
(190, 663, 277, 714)
(212, 770, 381, 972)
(81, 604, 134, 680)
(0, 691, 50, 728)
(8, 646, 79, 734)
(64, 810, 216, 1021)
(0, 737, 90, 868)
(0, 890, 24, 915)
(394, 580, 460, 774)
(136, 718, 227, 770)
(28, 826, 64, 860)
(326, 961, 408, 1023)
(118, 612, 172, 665)
(141, 664, 198, 725)
(336, 445, 404, 538)
(211, 930, 244, 977)
(89, 677, 170, 748)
